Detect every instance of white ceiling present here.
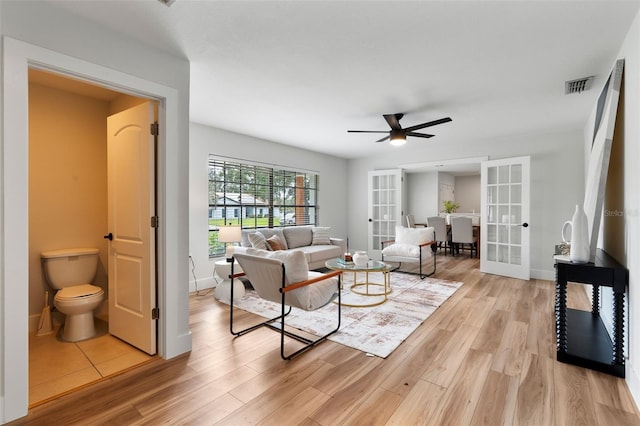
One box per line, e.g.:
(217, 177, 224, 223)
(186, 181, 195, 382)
(43, 0, 640, 160)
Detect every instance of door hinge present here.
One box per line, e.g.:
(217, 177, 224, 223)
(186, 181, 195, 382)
(150, 122, 159, 136)
(151, 216, 159, 228)
(152, 307, 160, 320)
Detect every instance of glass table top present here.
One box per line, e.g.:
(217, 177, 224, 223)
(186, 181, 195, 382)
(325, 258, 391, 272)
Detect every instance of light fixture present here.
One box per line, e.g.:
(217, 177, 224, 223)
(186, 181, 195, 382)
(218, 225, 242, 262)
(389, 130, 406, 146)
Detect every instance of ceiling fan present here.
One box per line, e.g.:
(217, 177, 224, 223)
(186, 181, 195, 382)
(348, 113, 452, 146)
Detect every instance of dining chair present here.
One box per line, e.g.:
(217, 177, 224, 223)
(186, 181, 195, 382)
(427, 216, 450, 255)
(450, 216, 477, 258)
(406, 214, 416, 228)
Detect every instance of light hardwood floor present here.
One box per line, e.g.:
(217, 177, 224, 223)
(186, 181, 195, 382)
(11, 254, 640, 425)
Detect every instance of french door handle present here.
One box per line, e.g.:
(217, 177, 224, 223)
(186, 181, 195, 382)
(103, 232, 113, 241)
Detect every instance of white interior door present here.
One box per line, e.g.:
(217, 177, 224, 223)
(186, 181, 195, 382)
(480, 156, 530, 280)
(107, 102, 157, 355)
(368, 169, 404, 258)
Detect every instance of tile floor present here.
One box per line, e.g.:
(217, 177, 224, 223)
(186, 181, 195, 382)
(29, 319, 154, 406)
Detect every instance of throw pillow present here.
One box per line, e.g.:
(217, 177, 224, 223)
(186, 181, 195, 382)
(248, 231, 269, 250)
(266, 234, 286, 251)
(311, 227, 331, 245)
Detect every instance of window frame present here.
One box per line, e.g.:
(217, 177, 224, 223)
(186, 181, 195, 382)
(208, 156, 319, 257)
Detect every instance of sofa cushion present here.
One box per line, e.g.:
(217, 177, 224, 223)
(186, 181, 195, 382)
(248, 232, 269, 250)
(311, 227, 331, 245)
(295, 244, 343, 265)
(242, 228, 289, 250)
(283, 226, 313, 248)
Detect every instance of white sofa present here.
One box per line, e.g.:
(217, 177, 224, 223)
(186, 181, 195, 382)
(236, 226, 346, 270)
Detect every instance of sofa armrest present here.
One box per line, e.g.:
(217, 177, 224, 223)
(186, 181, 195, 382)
(330, 237, 347, 254)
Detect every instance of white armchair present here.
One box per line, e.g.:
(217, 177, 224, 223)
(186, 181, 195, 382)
(229, 250, 342, 360)
(381, 226, 437, 279)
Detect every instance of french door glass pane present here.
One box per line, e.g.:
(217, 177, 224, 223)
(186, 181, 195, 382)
(511, 246, 522, 265)
(498, 185, 509, 203)
(487, 224, 497, 243)
(511, 225, 522, 245)
(498, 165, 510, 184)
(511, 184, 522, 203)
(511, 164, 522, 183)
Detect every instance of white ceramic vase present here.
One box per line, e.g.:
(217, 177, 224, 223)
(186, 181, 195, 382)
(566, 204, 590, 263)
(353, 251, 369, 267)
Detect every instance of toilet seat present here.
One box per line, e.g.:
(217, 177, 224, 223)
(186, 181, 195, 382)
(55, 284, 103, 300)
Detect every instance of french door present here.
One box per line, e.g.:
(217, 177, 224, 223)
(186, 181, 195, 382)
(480, 156, 530, 280)
(368, 169, 405, 258)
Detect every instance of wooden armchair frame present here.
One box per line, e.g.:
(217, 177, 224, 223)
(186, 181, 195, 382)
(229, 255, 342, 360)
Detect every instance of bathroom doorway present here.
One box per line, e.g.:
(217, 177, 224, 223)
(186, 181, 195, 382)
(28, 69, 157, 406)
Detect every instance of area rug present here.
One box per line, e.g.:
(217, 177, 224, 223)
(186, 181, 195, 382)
(223, 272, 462, 358)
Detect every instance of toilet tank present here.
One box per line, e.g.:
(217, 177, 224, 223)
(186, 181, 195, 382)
(41, 247, 100, 289)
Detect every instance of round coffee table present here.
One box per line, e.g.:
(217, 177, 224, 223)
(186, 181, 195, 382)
(325, 258, 392, 307)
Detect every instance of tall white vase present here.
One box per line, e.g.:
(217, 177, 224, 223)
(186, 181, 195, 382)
(569, 204, 590, 263)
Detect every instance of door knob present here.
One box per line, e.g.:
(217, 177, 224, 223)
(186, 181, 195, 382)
(103, 232, 113, 241)
(522, 223, 529, 228)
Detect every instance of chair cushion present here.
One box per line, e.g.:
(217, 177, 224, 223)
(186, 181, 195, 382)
(395, 226, 434, 245)
(382, 243, 421, 258)
(311, 227, 331, 245)
(287, 271, 339, 310)
(248, 231, 269, 250)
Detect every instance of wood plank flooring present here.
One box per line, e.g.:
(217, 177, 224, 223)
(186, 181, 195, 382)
(10, 254, 640, 425)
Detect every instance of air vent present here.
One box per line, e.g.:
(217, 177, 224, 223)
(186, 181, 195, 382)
(565, 77, 594, 94)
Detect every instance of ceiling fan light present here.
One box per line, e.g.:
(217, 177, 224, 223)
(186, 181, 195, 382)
(390, 134, 406, 146)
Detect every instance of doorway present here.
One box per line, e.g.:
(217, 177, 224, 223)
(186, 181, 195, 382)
(27, 69, 156, 405)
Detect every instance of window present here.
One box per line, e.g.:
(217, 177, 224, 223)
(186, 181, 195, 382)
(208, 157, 318, 256)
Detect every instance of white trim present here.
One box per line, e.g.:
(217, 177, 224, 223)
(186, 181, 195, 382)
(2, 37, 190, 422)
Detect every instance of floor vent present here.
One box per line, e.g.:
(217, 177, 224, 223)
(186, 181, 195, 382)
(565, 77, 594, 94)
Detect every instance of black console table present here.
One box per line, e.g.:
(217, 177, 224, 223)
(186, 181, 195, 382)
(555, 249, 627, 378)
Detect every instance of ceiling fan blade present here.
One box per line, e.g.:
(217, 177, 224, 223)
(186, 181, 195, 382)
(406, 132, 434, 139)
(404, 117, 452, 132)
(347, 130, 390, 134)
(383, 113, 404, 130)
(375, 135, 390, 143)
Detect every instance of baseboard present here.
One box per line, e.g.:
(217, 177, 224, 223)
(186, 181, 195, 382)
(531, 268, 555, 281)
(626, 360, 640, 411)
(189, 276, 216, 293)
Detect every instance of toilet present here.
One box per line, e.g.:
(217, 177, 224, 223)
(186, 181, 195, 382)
(41, 247, 105, 342)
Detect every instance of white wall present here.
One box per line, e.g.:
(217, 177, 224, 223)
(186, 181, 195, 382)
(455, 175, 481, 213)
(347, 128, 585, 279)
(1, 2, 191, 421)
(406, 172, 438, 223)
(189, 123, 349, 291)
(594, 8, 640, 407)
